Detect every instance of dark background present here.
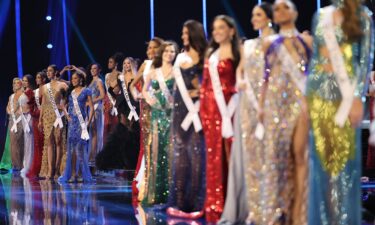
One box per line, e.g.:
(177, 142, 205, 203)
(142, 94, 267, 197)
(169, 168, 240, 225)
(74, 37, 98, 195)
(0, 0, 373, 154)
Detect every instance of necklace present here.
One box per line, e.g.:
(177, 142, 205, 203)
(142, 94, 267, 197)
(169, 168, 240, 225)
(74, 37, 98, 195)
(279, 28, 299, 38)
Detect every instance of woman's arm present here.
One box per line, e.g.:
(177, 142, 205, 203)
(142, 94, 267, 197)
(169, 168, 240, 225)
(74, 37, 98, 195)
(87, 95, 95, 126)
(93, 80, 105, 103)
(130, 62, 146, 100)
(142, 71, 156, 106)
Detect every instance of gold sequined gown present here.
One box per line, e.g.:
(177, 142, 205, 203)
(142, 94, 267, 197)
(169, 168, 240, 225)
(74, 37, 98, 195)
(39, 85, 67, 177)
(307, 6, 374, 225)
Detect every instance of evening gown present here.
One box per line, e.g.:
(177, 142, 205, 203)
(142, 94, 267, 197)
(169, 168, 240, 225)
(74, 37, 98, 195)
(26, 88, 44, 178)
(168, 63, 206, 213)
(96, 79, 140, 171)
(58, 88, 93, 183)
(88, 79, 104, 167)
(9, 94, 24, 171)
(200, 58, 236, 222)
(142, 75, 174, 205)
(220, 38, 265, 224)
(307, 6, 374, 225)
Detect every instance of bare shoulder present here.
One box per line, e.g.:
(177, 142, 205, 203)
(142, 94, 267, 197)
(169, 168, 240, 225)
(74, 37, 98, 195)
(301, 32, 313, 49)
(262, 34, 278, 53)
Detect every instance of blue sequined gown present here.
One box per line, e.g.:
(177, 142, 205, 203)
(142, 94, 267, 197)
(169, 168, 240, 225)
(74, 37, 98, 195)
(59, 88, 92, 183)
(168, 64, 206, 212)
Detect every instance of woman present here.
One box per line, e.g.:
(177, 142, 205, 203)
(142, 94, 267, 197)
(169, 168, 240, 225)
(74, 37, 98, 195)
(39, 65, 69, 179)
(20, 74, 35, 177)
(86, 63, 105, 171)
(59, 71, 94, 183)
(130, 37, 163, 203)
(167, 20, 207, 219)
(27, 71, 47, 178)
(307, 0, 374, 224)
(142, 41, 178, 205)
(96, 57, 140, 171)
(199, 15, 240, 222)
(7, 78, 24, 171)
(220, 3, 274, 224)
(103, 53, 123, 141)
(260, 0, 312, 223)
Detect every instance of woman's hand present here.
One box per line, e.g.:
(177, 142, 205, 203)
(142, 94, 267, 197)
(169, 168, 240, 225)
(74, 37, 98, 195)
(349, 98, 364, 128)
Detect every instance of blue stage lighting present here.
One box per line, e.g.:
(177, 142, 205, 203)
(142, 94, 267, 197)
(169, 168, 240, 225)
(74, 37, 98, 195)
(46, 15, 52, 21)
(47, 43, 53, 49)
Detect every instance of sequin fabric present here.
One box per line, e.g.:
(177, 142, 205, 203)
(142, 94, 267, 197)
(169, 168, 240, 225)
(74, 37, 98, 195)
(307, 7, 374, 225)
(259, 34, 310, 224)
(200, 59, 236, 223)
(168, 64, 206, 213)
(142, 78, 174, 205)
(240, 39, 268, 223)
(39, 84, 67, 177)
(8, 94, 24, 170)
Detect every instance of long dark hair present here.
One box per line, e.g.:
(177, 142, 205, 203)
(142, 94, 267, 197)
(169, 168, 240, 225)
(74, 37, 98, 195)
(207, 15, 241, 69)
(342, 0, 363, 42)
(259, 2, 273, 21)
(64, 71, 86, 103)
(152, 41, 179, 68)
(183, 20, 207, 66)
(23, 74, 36, 90)
(48, 64, 59, 77)
(109, 52, 124, 72)
(86, 63, 102, 86)
(36, 71, 48, 86)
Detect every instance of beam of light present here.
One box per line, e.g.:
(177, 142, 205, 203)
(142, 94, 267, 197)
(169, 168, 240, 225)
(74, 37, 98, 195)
(150, 0, 154, 38)
(0, 0, 11, 41)
(258, 0, 262, 5)
(15, 0, 23, 77)
(202, 0, 207, 36)
(317, 0, 321, 12)
(221, 0, 245, 37)
(61, 0, 71, 79)
(65, 7, 95, 63)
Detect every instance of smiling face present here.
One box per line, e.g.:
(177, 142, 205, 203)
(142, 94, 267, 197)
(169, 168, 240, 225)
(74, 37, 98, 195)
(162, 45, 177, 64)
(22, 77, 29, 89)
(123, 59, 132, 73)
(71, 73, 81, 87)
(181, 26, 190, 47)
(273, 0, 297, 25)
(251, 6, 270, 31)
(212, 18, 234, 45)
(146, 40, 160, 60)
(91, 64, 100, 77)
(13, 79, 22, 91)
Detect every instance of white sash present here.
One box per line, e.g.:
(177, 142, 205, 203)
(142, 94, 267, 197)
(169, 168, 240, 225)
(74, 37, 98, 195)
(46, 83, 64, 128)
(173, 53, 202, 132)
(119, 74, 139, 121)
(155, 68, 174, 107)
(10, 94, 22, 133)
(208, 50, 239, 138)
(19, 95, 31, 133)
(34, 89, 41, 110)
(278, 45, 307, 94)
(105, 73, 118, 116)
(322, 6, 357, 127)
(72, 89, 90, 140)
(142, 60, 153, 82)
(239, 40, 265, 140)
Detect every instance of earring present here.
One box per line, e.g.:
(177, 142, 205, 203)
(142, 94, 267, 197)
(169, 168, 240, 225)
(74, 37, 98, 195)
(268, 21, 272, 28)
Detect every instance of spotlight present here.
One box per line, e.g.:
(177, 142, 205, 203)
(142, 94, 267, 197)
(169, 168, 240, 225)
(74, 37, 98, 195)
(46, 15, 52, 21)
(47, 44, 53, 49)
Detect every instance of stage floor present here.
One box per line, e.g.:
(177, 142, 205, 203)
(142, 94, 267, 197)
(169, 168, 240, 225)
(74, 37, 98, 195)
(0, 172, 208, 225)
(0, 172, 374, 225)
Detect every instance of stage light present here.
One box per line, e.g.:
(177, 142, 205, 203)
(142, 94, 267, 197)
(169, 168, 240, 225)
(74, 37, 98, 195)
(47, 43, 53, 49)
(46, 15, 52, 21)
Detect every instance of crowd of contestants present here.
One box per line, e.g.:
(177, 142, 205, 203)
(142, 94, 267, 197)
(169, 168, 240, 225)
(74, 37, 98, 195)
(1, 0, 374, 224)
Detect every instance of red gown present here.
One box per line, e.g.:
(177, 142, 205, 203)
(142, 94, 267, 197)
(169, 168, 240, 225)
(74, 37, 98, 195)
(25, 89, 44, 178)
(103, 94, 119, 142)
(199, 59, 236, 222)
